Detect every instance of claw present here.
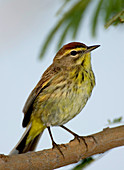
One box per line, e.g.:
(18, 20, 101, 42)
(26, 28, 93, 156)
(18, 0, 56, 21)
(60, 125, 88, 151)
(87, 135, 97, 144)
(61, 144, 67, 148)
(74, 135, 88, 151)
(52, 141, 64, 158)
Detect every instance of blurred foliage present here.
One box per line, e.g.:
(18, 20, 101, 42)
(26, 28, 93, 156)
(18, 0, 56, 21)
(72, 157, 94, 170)
(40, 0, 124, 58)
(105, 9, 124, 28)
(107, 116, 123, 124)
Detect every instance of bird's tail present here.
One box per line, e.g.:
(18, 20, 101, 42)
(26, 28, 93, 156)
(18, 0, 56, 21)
(10, 120, 45, 155)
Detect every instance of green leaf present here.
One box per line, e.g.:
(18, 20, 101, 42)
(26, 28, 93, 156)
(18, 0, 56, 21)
(56, 0, 71, 16)
(57, 0, 91, 49)
(105, 9, 124, 28)
(39, 17, 66, 58)
(39, 0, 124, 58)
(119, 12, 124, 22)
(39, 0, 91, 58)
(72, 0, 91, 39)
(72, 157, 94, 170)
(92, 0, 104, 36)
(105, 0, 113, 23)
(107, 116, 123, 124)
(57, 21, 72, 49)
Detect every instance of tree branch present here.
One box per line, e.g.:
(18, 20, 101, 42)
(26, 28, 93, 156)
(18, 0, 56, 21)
(0, 125, 124, 170)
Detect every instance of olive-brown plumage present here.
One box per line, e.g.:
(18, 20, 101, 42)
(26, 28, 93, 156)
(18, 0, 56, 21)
(10, 42, 100, 155)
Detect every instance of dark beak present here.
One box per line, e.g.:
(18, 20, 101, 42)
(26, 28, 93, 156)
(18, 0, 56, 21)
(86, 45, 100, 53)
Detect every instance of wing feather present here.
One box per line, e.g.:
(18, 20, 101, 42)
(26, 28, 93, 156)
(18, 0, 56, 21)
(22, 63, 61, 127)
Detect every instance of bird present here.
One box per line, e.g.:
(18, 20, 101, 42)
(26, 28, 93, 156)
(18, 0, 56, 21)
(10, 42, 100, 155)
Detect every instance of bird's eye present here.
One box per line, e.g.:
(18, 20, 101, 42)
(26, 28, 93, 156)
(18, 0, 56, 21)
(71, 50, 77, 56)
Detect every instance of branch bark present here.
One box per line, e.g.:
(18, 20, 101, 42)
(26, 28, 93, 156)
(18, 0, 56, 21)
(0, 125, 124, 170)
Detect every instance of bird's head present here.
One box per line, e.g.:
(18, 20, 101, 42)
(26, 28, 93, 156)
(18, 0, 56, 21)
(54, 42, 100, 69)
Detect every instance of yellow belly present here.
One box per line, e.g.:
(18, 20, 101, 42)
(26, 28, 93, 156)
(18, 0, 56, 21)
(31, 69, 95, 126)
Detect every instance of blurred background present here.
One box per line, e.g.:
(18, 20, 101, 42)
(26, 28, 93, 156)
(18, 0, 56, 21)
(0, 0, 124, 169)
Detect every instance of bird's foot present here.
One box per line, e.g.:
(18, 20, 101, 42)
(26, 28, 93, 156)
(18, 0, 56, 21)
(87, 135, 97, 144)
(73, 134, 88, 151)
(52, 141, 64, 158)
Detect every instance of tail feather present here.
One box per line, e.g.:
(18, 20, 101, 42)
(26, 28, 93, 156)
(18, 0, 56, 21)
(23, 133, 42, 153)
(10, 124, 43, 155)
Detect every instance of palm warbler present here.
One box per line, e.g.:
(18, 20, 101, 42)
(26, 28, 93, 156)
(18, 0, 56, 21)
(10, 42, 100, 155)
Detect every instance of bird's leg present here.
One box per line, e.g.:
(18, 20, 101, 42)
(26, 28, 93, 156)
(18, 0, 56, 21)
(47, 127, 64, 157)
(60, 125, 88, 150)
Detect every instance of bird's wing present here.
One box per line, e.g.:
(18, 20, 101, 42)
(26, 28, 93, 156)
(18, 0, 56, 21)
(22, 63, 61, 127)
